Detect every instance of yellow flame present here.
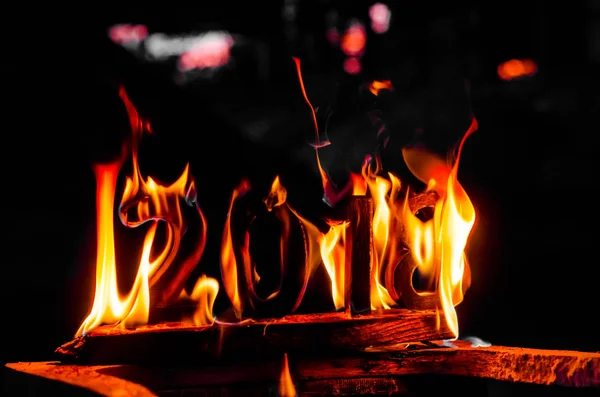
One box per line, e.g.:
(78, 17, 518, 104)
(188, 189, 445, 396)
(362, 162, 397, 310)
(77, 87, 207, 336)
(401, 118, 478, 337)
(279, 353, 297, 397)
(76, 163, 155, 336)
(319, 221, 347, 311)
(183, 275, 219, 326)
(264, 175, 287, 211)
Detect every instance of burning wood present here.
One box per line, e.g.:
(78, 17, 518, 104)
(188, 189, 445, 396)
(70, 83, 477, 346)
(55, 309, 452, 365)
(5, 59, 599, 397)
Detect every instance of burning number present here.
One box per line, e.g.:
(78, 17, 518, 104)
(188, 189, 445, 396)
(221, 176, 321, 319)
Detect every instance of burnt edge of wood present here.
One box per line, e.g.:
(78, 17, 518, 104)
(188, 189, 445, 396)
(54, 309, 453, 365)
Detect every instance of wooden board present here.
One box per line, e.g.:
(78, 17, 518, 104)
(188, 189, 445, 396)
(55, 309, 453, 365)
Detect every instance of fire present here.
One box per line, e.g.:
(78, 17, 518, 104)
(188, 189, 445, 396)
(77, 87, 207, 336)
(76, 161, 153, 336)
(78, 68, 477, 340)
(181, 275, 219, 326)
(363, 159, 400, 310)
(319, 221, 347, 310)
(221, 179, 251, 319)
(290, 56, 476, 333)
(279, 353, 297, 397)
(401, 118, 478, 337)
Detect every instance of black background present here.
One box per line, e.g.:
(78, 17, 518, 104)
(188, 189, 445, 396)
(3, 1, 599, 364)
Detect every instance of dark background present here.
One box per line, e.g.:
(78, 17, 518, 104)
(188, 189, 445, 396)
(3, 0, 599, 364)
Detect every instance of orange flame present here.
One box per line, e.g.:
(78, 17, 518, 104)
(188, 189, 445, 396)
(181, 275, 219, 326)
(79, 83, 476, 339)
(279, 353, 297, 397)
(319, 221, 348, 310)
(77, 87, 207, 336)
(401, 118, 478, 337)
(362, 159, 400, 310)
(221, 179, 251, 319)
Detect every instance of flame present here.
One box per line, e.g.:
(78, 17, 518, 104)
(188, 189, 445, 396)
(279, 353, 297, 397)
(76, 162, 154, 336)
(182, 275, 219, 326)
(265, 175, 287, 211)
(78, 82, 476, 339)
(319, 221, 347, 310)
(362, 159, 399, 310)
(368, 80, 393, 96)
(77, 87, 207, 336)
(221, 179, 251, 319)
(401, 118, 478, 337)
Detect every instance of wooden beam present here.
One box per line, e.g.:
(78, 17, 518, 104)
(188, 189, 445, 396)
(55, 310, 452, 365)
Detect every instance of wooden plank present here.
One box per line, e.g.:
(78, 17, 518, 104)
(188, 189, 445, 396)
(55, 309, 452, 365)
